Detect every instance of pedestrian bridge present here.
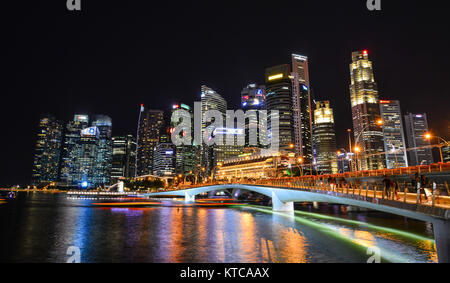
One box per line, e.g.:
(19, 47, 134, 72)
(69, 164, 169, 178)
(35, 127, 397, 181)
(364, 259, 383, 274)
(145, 180, 450, 263)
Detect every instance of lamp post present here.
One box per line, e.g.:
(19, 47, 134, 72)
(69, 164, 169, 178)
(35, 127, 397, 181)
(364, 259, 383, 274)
(297, 157, 304, 176)
(425, 133, 450, 163)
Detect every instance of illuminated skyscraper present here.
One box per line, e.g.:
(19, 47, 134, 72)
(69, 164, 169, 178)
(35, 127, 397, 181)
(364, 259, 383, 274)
(92, 115, 113, 185)
(265, 64, 294, 152)
(31, 114, 63, 185)
(60, 114, 89, 186)
(74, 126, 100, 188)
(313, 101, 338, 174)
(291, 54, 313, 163)
(349, 50, 385, 170)
(171, 103, 198, 175)
(379, 100, 408, 169)
(136, 105, 164, 176)
(200, 85, 228, 173)
(241, 84, 267, 148)
(153, 128, 176, 177)
(404, 113, 434, 166)
(111, 135, 136, 183)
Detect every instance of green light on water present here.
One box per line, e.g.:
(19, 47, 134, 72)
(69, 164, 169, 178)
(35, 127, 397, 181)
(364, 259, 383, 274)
(244, 205, 434, 263)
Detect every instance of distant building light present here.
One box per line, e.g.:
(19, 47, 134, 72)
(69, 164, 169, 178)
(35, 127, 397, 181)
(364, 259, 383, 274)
(268, 73, 284, 81)
(363, 50, 369, 55)
(302, 85, 308, 91)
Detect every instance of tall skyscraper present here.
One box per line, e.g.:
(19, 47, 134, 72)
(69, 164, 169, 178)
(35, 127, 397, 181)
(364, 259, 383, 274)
(31, 114, 63, 185)
(200, 85, 227, 173)
(265, 64, 294, 152)
(313, 101, 338, 174)
(136, 105, 164, 176)
(111, 135, 136, 182)
(60, 114, 89, 186)
(291, 54, 313, 163)
(349, 50, 385, 170)
(153, 128, 176, 177)
(171, 103, 198, 175)
(241, 84, 267, 147)
(404, 113, 434, 166)
(91, 115, 113, 186)
(74, 126, 100, 188)
(379, 100, 408, 169)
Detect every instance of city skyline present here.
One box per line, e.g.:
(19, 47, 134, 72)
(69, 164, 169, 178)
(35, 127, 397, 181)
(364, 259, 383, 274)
(4, 1, 450, 185)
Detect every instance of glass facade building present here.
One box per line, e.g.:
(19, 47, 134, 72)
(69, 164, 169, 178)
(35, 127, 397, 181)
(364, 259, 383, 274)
(313, 101, 338, 174)
(31, 114, 63, 185)
(265, 64, 294, 152)
(349, 50, 385, 170)
(111, 135, 136, 182)
(136, 106, 164, 177)
(379, 100, 408, 169)
(404, 113, 434, 166)
(292, 54, 313, 163)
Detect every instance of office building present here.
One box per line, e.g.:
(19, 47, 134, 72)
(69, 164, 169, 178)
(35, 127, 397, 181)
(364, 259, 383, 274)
(265, 64, 294, 152)
(404, 113, 434, 166)
(60, 115, 89, 186)
(136, 105, 164, 176)
(291, 54, 313, 163)
(31, 114, 63, 185)
(111, 135, 136, 182)
(313, 101, 338, 174)
(200, 85, 228, 174)
(349, 50, 385, 170)
(241, 83, 267, 147)
(171, 103, 198, 175)
(379, 100, 408, 168)
(91, 115, 113, 185)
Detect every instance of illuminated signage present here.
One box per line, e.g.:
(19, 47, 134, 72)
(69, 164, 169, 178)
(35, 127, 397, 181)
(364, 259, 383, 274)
(380, 100, 391, 104)
(256, 89, 263, 95)
(213, 128, 244, 135)
(302, 85, 308, 91)
(180, 104, 190, 110)
(415, 115, 423, 118)
(165, 150, 174, 155)
(74, 115, 88, 123)
(268, 73, 284, 81)
(81, 127, 98, 137)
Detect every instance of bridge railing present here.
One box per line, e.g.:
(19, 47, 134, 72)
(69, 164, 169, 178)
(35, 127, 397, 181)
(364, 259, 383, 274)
(167, 171, 450, 209)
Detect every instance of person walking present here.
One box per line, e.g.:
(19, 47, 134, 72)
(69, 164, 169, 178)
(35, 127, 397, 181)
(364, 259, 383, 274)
(382, 175, 391, 199)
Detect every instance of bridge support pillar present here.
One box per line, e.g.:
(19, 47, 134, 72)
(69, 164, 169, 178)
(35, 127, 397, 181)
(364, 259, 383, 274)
(271, 192, 293, 212)
(433, 219, 450, 263)
(184, 192, 195, 202)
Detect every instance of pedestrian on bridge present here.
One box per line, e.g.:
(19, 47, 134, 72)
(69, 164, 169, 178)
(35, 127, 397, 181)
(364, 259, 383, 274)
(382, 175, 392, 199)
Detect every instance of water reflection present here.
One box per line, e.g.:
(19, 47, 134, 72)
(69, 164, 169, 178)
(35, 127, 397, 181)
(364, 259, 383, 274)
(0, 193, 438, 263)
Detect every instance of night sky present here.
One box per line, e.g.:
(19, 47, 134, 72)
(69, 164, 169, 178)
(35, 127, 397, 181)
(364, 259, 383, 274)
(4, 0, 450, 185)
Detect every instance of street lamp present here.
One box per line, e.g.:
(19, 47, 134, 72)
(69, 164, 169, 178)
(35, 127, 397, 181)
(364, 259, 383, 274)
(354, 146, 361, 171)
(425, 132, 450, 163)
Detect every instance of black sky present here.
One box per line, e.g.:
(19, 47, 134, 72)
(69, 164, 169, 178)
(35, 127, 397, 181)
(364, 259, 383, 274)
(4, 0, 450, 185)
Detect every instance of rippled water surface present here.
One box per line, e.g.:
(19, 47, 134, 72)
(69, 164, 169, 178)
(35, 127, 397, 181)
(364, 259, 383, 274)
(0, 192, 437, 263)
